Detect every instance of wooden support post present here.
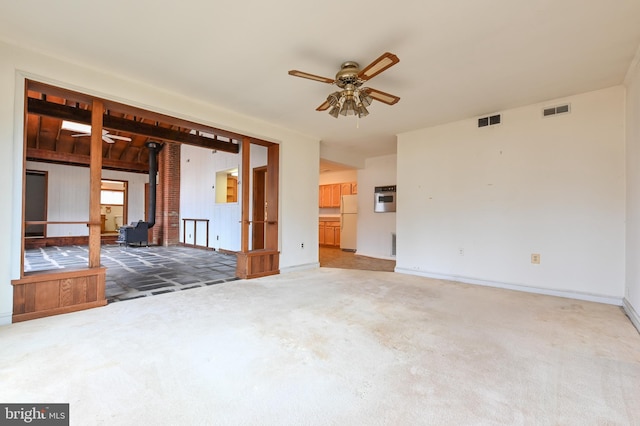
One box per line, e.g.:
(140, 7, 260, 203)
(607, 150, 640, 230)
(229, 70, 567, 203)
(240, 137, 251, 253)
(89, 100, 103, 268)
(266, 143, 279, 250)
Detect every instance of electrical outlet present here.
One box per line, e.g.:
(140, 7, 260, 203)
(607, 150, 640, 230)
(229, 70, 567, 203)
(531, 253, 540, 264)
(459, 248, 464, 256)
(301, 243, 304, 248)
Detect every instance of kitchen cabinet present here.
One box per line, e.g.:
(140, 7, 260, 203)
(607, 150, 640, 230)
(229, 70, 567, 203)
(319, 182, 357, 207)
(330, 184, 341, 206)
(319, 220, 340, 247)
(319, 184, 341, 208)
(319, 185, 328, 207)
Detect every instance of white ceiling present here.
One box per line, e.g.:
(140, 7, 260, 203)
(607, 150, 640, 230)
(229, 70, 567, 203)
(1, 0, 640, 165)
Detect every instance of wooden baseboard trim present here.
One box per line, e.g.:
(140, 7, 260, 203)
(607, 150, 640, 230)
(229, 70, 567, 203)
(12, 300, 107, 323)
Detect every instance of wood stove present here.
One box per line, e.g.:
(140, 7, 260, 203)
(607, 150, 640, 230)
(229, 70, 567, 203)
(116, 221, 149, 247)
(116, 141, 163, 247)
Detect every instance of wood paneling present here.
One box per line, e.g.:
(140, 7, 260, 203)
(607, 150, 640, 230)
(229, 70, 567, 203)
(236, 250, 280, 279)
(12, 268, 107, 322)
(24, 235, 119, 249)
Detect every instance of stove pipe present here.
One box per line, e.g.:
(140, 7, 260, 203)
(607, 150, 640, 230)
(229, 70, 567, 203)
(145, 141, 163, 229)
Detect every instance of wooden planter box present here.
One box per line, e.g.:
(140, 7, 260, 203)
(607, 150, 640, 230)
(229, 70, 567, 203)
(12, 267, 107, 323)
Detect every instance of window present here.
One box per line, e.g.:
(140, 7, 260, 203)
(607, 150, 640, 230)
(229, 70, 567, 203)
(215, 168, 239, 203)
(101, 180, 127, 233)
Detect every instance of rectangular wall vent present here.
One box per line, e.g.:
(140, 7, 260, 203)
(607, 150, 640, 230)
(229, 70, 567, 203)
(543, 104, 570, 117)
(391, 232, 396, 256)
(478, 114, 501, 128)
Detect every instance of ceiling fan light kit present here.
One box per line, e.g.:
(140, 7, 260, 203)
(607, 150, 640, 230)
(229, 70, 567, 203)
(288, 52, 400, 119)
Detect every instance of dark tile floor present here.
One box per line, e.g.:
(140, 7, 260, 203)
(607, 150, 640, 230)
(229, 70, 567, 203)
(24, 245, 239, 303)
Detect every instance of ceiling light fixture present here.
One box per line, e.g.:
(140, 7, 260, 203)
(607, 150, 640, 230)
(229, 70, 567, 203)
(325, 85, 372, 119)
(61, 120, 91, 133)
(289, 52, 400, 120)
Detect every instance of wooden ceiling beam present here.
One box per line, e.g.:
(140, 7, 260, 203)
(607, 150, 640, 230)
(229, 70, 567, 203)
(27, 98, 240, 154)
(27, 147, 149, 174)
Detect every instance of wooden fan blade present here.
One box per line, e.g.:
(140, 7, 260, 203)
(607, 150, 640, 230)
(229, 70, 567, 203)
(288, 70, 335, 84)
(107, 134, 132, 141)
(72, 129, 109, 137)
(358, 52, 400, 81)
(316, 100, 331, 111)
(367, 87, 400, 105)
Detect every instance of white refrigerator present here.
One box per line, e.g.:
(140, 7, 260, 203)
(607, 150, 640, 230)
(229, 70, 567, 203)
(340, 194, 358, 251)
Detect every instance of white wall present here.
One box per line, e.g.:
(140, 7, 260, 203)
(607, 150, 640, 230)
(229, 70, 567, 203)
(25, 161, 147, 237)
(0, 40, 319, 325)
(319, 144, 365, 170)
(625, 52, 640, 328)
(356, 154, 397, 260)
(319, 170, 358, 185)
(180, 144, 271, 252)
(397, 86, 626, 303)
(279, 141, 320, 272)
(180, 145, 241, 250)
(26, 162, 90, 236)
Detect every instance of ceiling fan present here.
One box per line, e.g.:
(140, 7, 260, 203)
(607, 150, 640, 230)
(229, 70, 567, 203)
(288, 52, 401, 118)
(71, 129, 132, 144)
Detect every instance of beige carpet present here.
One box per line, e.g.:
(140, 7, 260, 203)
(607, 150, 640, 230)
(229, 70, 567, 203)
(1, 268, 639, 425)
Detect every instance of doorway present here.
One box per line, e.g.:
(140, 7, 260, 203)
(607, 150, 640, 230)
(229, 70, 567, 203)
(24, 170, 47, 238)
(101, 180, 127, 235)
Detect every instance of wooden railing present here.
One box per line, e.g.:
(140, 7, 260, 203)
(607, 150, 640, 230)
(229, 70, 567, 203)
(181, 218, 210, 249)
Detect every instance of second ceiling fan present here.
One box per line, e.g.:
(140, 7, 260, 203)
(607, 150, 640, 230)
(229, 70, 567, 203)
(288, 52, 400, 118)
(72, 129, 132, 144)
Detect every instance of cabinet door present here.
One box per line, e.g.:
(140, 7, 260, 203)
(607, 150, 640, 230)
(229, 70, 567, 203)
(351, 182, 357, 194)
(319, 224, 325, 245)
(334, 225, 341, 247)
(320, 185, 333, 207)
(341, 183, 352, 196)
(324, 225, 335, 245)
(330, 184, 342, 207)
